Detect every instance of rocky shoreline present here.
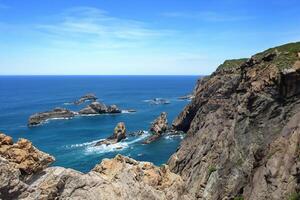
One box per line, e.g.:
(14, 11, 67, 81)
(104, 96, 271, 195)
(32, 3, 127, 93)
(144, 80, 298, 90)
(2, 42, 300, 199)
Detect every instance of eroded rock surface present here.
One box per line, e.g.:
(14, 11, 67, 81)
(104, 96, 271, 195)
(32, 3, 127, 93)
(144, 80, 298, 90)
(28, 107, 76, 126)
(169, 42, 300, 199)
(74, 93, 97, 105)
(0, 133, 189, 200)
(144, 112, 169, 144)
(79, 102, 121, 115)
(95, 122, 127, 146)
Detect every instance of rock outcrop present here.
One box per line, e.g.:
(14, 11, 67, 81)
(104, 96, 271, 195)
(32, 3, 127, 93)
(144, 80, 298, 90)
(74, 93, 97, 105)
(95, 122, 127, 146)
(169, 42, 300, 199)
(79, 101, 108, 115)
(143, 112, 169, 144)
(0, 133, 189, 200)
(28, 107, 76, 126)
(79, 102, 121, 115)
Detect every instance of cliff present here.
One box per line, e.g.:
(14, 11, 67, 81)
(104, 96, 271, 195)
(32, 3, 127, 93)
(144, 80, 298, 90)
(1, 42, 300, 200)
(169, 42, 300, 199)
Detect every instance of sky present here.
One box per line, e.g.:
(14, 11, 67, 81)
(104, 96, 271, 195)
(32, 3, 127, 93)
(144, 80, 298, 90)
(0, 0, 300, 75)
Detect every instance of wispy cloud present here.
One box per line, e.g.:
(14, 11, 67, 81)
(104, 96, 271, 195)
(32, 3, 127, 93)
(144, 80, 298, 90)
(35, 7, 174, 50)
(161, 11, 254, 22)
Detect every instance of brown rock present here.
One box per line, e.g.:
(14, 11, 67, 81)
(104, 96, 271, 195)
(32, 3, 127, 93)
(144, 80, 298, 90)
(95, 122, 126, 146)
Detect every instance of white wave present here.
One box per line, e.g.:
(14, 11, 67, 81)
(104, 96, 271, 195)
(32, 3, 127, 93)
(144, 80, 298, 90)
(65, 139, 99, 148)
(84, 131, 149, 155)
(63, 102, 73, 105)
(164, 134, 184, 140)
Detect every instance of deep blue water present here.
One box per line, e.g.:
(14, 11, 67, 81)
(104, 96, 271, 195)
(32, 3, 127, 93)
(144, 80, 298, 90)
(0, 76, 198, 172)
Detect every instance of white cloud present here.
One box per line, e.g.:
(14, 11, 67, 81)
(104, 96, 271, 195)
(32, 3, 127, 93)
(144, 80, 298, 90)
(35, 7, 174, 50)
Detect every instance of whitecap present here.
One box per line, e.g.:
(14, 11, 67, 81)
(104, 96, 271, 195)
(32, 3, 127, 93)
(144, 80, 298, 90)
(83, 131, 150, 155)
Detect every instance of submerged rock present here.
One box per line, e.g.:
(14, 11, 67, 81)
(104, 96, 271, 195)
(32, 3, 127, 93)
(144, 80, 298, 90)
(147, 98, 170, 105)
(95, 122, 126, 146)
(28, 107, 76, 126)
(74, 93, 97, 105)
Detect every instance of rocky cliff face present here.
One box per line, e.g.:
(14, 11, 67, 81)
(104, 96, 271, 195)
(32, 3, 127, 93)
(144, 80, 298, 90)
(169, 42, 300, 199)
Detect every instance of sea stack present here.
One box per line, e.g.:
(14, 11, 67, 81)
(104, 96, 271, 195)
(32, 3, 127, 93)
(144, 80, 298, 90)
(95, 122, 126, 146)
(143, 112, 168, 144)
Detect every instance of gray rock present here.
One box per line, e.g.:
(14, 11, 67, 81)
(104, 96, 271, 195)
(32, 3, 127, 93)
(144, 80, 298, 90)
(74, 93, 97, 105)
(28, 107, 76, 126)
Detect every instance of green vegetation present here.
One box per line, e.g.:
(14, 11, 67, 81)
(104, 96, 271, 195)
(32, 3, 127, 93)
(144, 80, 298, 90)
(234, 196, 244, 200)
(208, 166, 217, 176)
(254, 42, 300, 70)
(288, 192, 300, 200)
(216, 58, 248, 71)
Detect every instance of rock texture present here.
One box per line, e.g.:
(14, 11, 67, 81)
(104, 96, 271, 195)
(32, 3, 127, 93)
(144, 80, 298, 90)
(169, 42, 300, 199)
(74, 93, 97, 105)
(95, 122, 127, 146)
(79, 102, 121, 115)
(143, 112, 169, 144)
(0, 133, 189, 200)
(28, 107, 76, 126)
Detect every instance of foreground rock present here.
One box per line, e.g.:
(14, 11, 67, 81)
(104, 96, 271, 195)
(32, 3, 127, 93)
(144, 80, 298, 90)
(95, 122, 126, 146)
(0, 133, 189, 200)
(169, 42, 300, 199)
(28, 107, 76, 126)
(79, 102, 121, 115)
(143, 112, 168, 144)
(74, 93, 97, 105)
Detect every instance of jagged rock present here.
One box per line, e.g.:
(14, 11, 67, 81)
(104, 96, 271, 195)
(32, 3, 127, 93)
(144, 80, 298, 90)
(143, 112, 168, 144)
(107, 105, 121, 113)
(95, 122, 126, 146)
(0, 133, 190, 200)
(28, 107, 76, 126)
(0, 133, 54, 178)
(74, 93, 97, 105)
(79, 101, 107, 115)
(169, 42, 300, 199)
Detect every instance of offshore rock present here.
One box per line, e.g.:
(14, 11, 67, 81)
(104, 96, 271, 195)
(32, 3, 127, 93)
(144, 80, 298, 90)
(79, 101, 108, 115)
(28, 107, 76, 126)
(143, 112, 168, 144)
(95, 122, 126, 146)
(74, 93, 97, 105)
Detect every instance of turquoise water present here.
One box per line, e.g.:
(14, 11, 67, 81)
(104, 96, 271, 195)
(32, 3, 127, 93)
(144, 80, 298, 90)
(0, 76, 198, 172)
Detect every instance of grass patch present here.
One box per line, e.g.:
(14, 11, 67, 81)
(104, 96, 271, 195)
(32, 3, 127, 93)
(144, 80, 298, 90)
(208, 166, 217, 177)
(216, 58, 248, 71)
(288, 192, 300, 200)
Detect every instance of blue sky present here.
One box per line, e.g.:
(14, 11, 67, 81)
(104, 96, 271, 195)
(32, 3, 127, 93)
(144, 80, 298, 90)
(0, 0, 300, 75)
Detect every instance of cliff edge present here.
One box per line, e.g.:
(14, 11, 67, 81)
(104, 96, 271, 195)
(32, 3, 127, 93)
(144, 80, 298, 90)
(169, 42, 300, 199)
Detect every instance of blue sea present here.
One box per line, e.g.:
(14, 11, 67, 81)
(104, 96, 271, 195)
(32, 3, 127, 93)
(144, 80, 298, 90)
(0, 76, 198, 172)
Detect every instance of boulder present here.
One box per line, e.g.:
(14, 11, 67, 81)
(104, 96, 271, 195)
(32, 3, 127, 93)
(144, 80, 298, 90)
(28, 107, 76, 126)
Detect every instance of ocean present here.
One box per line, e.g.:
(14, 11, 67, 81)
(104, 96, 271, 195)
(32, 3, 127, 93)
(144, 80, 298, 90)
(0, 75, 198, 172)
